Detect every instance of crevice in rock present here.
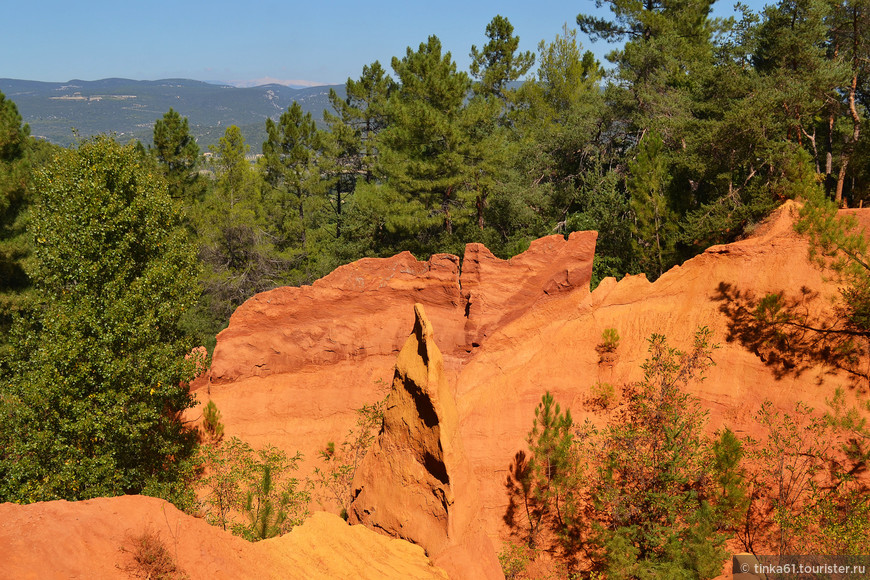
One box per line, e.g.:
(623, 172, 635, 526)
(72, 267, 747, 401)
(408, 382, 438, 429)
(423, 451, 449, 486)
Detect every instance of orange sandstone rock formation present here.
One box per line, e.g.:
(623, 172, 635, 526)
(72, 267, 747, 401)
(192, 202, 869, 565)
(348, 304, 502, 580)
(204, 230, 597, 386)
(0, 496, 447, 579)
(190, 231, 597, 488)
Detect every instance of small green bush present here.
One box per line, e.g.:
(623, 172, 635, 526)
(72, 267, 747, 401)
(498, 540, 532, 580)
(588, 381, 616, 410)
(312, 391, 387, 513)
(198, 437, 309, 540)
(600, 327, 620, 353)
(202, 400, 225, 444)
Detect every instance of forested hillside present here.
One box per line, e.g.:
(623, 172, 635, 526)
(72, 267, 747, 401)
(0, 78, 344, 148)
(2, 1, 870, 577)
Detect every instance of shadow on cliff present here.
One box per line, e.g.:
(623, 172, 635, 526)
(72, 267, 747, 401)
(713, 282, 870, 390)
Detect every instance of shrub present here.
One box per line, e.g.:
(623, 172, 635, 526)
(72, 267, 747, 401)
(507, 328, 742, 577)
(742, 398, 870, 556)
(198, 437, 309, 540)
(201, 400, 225, 444)
(120, 526, 187, 580)
(498, 540, 533, 580)
(599, 327, 620, 352)
(312, 389, 387, 514)
(597, 328, 621, 363)
(0, 135, 200, 503)
(588, 381, 616, 410)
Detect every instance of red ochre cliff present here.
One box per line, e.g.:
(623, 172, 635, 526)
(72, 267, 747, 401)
(194, 202, 869, 567)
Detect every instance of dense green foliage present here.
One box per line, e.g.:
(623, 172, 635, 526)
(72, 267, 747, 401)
(589, 330, 740, 579)
(0, 136, 201, 503)
(508, 330, 747, 578)
(0, 91, 32, 361)
(198, 436, 309, 541)
(145, 7, 870, 336)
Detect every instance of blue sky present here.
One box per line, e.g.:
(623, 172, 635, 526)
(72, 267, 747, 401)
(6, 0, 769, 86)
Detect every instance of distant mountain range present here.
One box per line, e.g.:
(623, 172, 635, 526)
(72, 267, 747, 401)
(0, 78, 346, 150)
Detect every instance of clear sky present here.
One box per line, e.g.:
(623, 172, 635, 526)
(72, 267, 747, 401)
(6, 0, 769, 86)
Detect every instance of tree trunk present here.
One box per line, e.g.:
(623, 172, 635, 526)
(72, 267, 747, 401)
(825, 112, 835, 197)
(836, 73, 862, 206)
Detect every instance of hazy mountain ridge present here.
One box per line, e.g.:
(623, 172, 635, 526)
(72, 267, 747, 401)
(0, 78, 345, 149)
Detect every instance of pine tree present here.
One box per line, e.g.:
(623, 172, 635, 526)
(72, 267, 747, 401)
(383, 36, 474, 236)
(325, 61, 394, 185)
(367, 35, 480, 253)
(628, 132, 677, 279)
(323, 62, 396, 239)
(262, 102, 330, 282)
(469, 15, 535, 102)
(0, 91, 32, 363)
(521, 392, 579, 548)
(152, 108, 201, 201)
(826, 0, 870, 205)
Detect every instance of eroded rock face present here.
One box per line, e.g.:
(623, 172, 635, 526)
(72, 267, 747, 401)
(208, 251, 466, 385)
(193, 204, 870, 567)
(0, 496, 448, 580)
(348, 304, 502, 580)
(461, 231, 597, 347)
(204, 231, 598, 386)
(191, 232, 598, 511)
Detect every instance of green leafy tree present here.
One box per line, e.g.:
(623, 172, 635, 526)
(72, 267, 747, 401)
(209, 124, 254, 207)
(752, 0, 845, 183)
(505, 390, 593, 569)
(589, 328, 739, 579)
(506, 330, 744, 576)
(499, 25, 613, 263)
(578, 0, 720, 149)
(201, 400, 225, 444)
(741, 397, 870, 557)
(322, 64, 395, 240)
(152, 108, 201, 201)
(578, 0, 789, 255)
(189, 125, 276, 350)
(0, 135, 201, 504)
